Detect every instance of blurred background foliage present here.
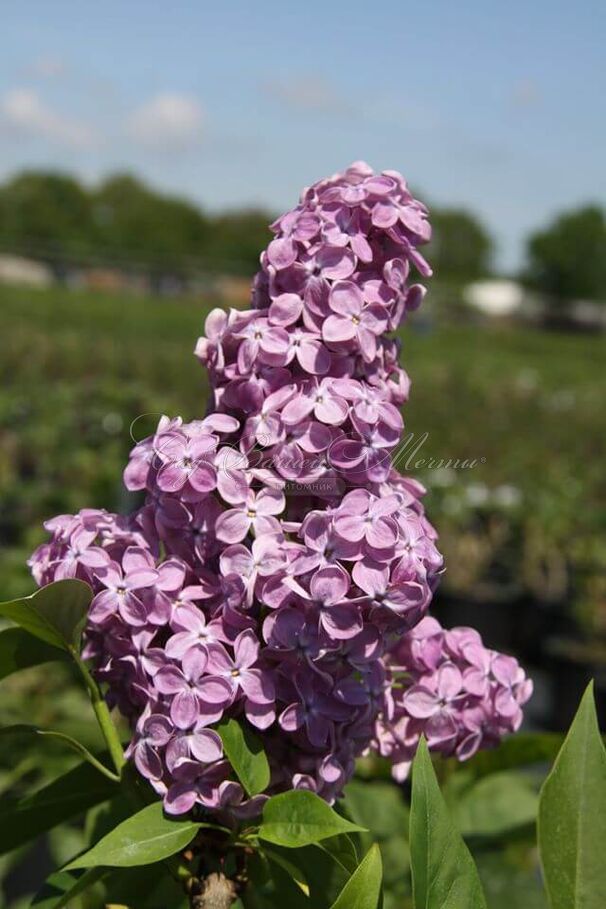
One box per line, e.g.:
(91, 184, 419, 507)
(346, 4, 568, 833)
(525, 206, 606, 303)
(0, 170, 272, 276)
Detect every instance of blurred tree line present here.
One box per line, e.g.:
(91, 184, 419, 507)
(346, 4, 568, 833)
(0, 171, 274, 276)
(0, 170, 495, 281)
(426, 209, 493, 282)
(525, 206, 606, 304)
(0, 170, 603, 299)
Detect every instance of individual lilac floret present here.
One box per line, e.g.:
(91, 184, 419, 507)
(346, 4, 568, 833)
(27, 162, 532, 819)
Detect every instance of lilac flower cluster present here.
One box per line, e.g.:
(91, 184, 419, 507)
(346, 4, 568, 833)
(28, 162, 531, 818)
(376, 617, 533, 781)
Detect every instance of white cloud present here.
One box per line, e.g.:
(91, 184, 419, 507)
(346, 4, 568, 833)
(0, 88, 96, 148)
(264, 77, 351, 114)
(128, 93, 204, 148)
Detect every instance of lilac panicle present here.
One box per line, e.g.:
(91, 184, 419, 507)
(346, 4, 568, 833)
(375, 617, 532, 780)
(28, 162, 531, 818)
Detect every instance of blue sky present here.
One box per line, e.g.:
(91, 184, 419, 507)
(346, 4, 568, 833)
(0, 1, 604, 269)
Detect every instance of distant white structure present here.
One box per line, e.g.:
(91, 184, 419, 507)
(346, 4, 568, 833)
(569, 300, 606, 331)
(0, 254, 53, 288)
(464, 279, 525, 317)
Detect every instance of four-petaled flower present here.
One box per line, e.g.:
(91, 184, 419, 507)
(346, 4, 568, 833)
(323, 282, 388, 363)
(279, 672, 351, 747)
(91, 547, 159, 626)
(155, 649, 232, 729)
(403, 662, 465, 747)
(215, 487, 285, 543)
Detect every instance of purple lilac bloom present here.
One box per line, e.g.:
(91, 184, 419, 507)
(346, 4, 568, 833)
(378, 617, 533, 779)
(27, 162, 531, 817)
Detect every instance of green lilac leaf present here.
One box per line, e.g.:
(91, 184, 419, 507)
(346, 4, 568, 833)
(328, 844, 383, 909)
(216, 716, 270, 796)
(0, 579, 92, 650)
(0, 627, 67, 681)
(538, 681, 606, 908)
(258, 789, 365, 848)
(65, 801, 199, 869)
(410, 737, 488, 908)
